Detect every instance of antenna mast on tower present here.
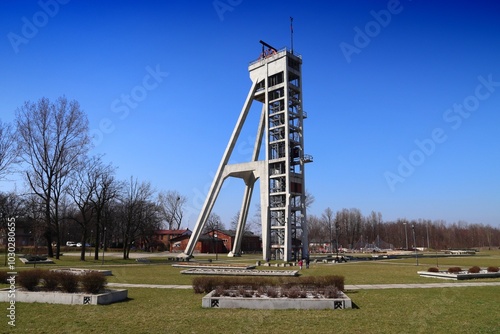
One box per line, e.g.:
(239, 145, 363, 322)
(290, 17, 294, 54)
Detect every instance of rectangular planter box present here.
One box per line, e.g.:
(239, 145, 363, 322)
(418, 271, 500, 280)
(50, 268, 113, 276)
(202, 290, 352, 310)
(0, 288, 127, 305)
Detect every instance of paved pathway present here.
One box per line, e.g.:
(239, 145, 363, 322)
(107, 282, 500, 290)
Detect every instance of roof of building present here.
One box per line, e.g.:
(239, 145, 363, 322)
(216, 229, 259, 238)
(154, 229, 191, 236)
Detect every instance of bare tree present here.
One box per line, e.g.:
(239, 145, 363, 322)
(305, 189, 315, 209)
(0, 191, 25, 265)
(16, 96, 90, 258)
(157, 190, 186, 230)
(229, 211, 240, 231)
(229, 210, 256, 234)
(118, 177, 159, 259)
(0, 119, 19, 181)
(67, 156, 106, 261)
(202, 212, 224, 234)
(306, 214, 325, 252)
(321, 207, 335, 253)
(90, 158, 119, 260)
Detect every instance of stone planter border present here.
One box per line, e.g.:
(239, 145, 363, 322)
(418, 270, 500, 280)
(182, 268, 299, 276)
(172, 264, 256, 270)
(50, 268, 113, 276)
(0, 288, 127, 305)
(202, 290, 352, 310)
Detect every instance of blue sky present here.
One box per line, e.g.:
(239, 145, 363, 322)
(1, 0, 499, 228)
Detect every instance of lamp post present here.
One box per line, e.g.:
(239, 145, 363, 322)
(335, 224, 340, 262)
(89, 230, 93, 257)
(101, 227, 106, 265)
(403, 222, 408, 250)
(412, 223, 418, 266)
(214, 221, 218, 261)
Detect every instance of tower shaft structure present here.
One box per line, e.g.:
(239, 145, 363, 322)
(182, 44, 312, 262)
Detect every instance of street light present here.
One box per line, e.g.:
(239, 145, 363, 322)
(335, 224, 340, 262)
(214, 221, 218, 261)
(412, 224, 418, 266)
(89, 230, 93, 257)
(101, 227, 106, 265)
(403, 222, 408, 250)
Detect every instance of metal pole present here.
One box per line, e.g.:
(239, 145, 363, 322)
(335, 225, 339, 262)
(404, 222, 408, 250)
(89, 230, 92, 257)
(101, 227, 106, 265)
(412, 224, 418, 266)
(215, 221, 218, 261)
(426, 223, 430, 250)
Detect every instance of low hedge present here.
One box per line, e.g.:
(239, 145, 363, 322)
(447, 267, 462, 274)
(80, 271, 107, 294)
(192, 275, 345, 294)
(42, 271, 60, 291)
(18, 269, 44, 291)
(14, 269, 106, 294)
(468, 266, 481, 274)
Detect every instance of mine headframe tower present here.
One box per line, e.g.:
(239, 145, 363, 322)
(181, 41, 312, 261)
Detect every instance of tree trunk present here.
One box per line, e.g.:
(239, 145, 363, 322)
(94, 223, 100, 260)
(80, 228, 87, 261)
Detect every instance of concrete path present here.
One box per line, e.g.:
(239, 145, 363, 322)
(107, 282, 500, 290)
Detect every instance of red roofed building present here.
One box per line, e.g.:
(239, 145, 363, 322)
(152, 229, 191, 251)
(169, 229, 261, 254)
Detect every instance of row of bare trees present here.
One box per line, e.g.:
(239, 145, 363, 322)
(0, 96, 188, 260)
(308, 208, 500, 252)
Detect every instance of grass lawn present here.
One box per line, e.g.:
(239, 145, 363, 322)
(4, 287, 500, 333)
(1, 250, 499, 333)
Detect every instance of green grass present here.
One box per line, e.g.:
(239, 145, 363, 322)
(1, 250, 500, 333)
(3, 287, 500, 334)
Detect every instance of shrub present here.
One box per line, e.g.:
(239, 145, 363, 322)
(58, 272, 79, 293)
(487, 266, 499, 273)
(80, 271, 107, 294)
(427, 267, 440, 272)
(18, 269, 44, 291)
(448, 267, 462, 274)
(42, 271, 60, 291)
(238, 287, 252, 298)
(192, 274, 345, 295)
(266, 287, 278, 298)
(468, 266, 481, 274)
(0, 271, 8, 284)
(283, 286, 301, 298)
(323, 286, 340, 299)
(213, 286, 225, 297)
(192, 276, 218, 294)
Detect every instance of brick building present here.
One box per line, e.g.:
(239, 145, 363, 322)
(171, 229, 261, 254)
(152, 229, 191, 251)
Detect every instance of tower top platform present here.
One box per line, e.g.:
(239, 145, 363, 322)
(248, 47, 302, 70)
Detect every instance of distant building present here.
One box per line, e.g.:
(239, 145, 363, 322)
(151, 229, 191, 251)
(0, 216, 36, 248)
(170, 229, 261, 254)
